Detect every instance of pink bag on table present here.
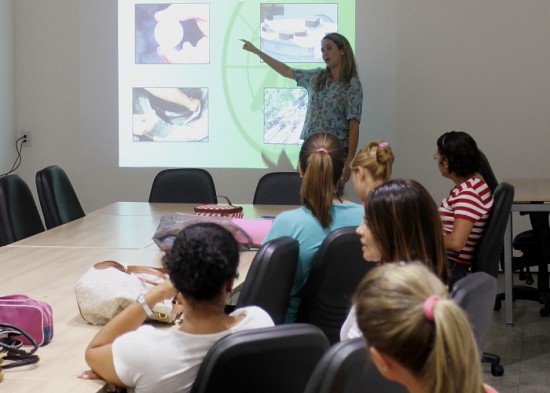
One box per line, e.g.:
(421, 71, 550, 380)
(0, 295, 53, 346)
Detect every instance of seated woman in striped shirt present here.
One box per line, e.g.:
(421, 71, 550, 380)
(434, 131, 494, 285)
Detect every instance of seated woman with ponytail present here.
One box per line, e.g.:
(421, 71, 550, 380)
(354, 262, 497, 393)
(263, 132, 363, 323)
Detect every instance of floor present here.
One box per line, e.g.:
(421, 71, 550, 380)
(482, 273, 550, 393)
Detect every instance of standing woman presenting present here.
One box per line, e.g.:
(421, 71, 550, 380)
(241, 33, 363, 183)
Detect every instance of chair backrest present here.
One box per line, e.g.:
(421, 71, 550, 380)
(35, 165, 85, 229)
(450, 272, 497, 355)
(235, 236, 299, 324)
(296, 227, 374, 344)
(471, 182, 515, 277)
(0, 174, 45, 246)
(478, 149, 499, 193)
(190, 324, 330, 393)
(148, 168, 217, 203)
(253, 172, 302, 205)
(303, 337, 408, 393)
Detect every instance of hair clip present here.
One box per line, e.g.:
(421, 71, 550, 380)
(378, 141, 389, 148)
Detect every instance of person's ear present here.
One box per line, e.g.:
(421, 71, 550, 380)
(369, 346, 391, 375)
(369, 346, 406, 383)
(224, 278, 235, 294)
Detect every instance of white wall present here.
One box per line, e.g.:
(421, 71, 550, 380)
(0, 0, 15, 173)
(13, 0, 550, 213)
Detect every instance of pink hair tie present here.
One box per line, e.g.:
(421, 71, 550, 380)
(423, 295, 440, 321)
(316, 148, 328, 153)
(378, 141, 389, 148)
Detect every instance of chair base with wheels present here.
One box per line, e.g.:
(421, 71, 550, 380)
(482, 352, 504, 376)
(495, 212, 550, 317)
(451, 272, 504, 377)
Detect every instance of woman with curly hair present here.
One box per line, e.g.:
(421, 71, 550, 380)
(79, 223, 274, 393)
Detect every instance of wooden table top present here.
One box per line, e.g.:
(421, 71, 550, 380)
(1, 202, 287, 392)
(503, 178, 550, 203)
(91, 202, 296, 219)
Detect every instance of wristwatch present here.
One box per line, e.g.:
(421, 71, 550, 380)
(136, 294, 153, 318)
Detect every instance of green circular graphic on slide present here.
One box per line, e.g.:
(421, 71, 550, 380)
(220, 1, 292, 165)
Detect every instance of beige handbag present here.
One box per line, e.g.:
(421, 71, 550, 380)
(74, 261, 173, 325)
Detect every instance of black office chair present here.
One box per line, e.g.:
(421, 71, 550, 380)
(149, 168, 217, 203)
(451, 272, 501, 376)
(253, 172, 302, 205)
(471, 182, 515, 277)
(478, 149, 498, 193)
(0, 174, 45, 246)
(303, 337, 407, 393)
(480, 149, 546, 297)
(296, 227, 374, 344)
(190, 324, 330, 393)
(470, 181, 514, 376)
(35, 165, 85, 229)
(234, 236, 299, 324)
(495, 212, 550, 316)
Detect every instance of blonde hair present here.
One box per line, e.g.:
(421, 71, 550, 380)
(350, 140, 394, 183)
(355, 262, 484, 393)
(299, 133, 345, 228)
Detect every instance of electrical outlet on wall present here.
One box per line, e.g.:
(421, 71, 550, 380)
(17, 130, 31, 147)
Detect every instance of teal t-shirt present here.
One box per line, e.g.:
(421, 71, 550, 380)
(263, 202, 364, 323)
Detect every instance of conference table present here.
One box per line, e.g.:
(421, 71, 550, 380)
(1, 202, 294, 393)
(502, 179, 550, 326)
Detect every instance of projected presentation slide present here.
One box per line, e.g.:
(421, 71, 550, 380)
(119, 1, 355, 168)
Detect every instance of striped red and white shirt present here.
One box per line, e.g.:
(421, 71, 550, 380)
(439, 177, 493, 266)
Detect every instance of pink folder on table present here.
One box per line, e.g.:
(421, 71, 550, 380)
(232, 218, 273, 248)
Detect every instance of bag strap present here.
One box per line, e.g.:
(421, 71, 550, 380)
(93, 261, 168, 284)
(216, 195, 233, 205)
(1, 353, 40, 369)
(0, 323, 38, 356)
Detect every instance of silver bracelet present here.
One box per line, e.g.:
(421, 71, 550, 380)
(136, 294, 153, 318)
